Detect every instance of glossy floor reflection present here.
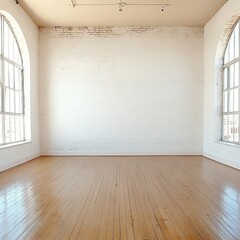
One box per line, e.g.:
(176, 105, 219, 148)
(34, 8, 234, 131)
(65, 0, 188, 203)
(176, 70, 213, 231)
(0, 156, 240, 240)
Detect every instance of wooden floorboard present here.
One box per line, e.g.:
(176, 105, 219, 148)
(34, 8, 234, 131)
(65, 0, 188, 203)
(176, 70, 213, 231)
(0, 156, 240, 240)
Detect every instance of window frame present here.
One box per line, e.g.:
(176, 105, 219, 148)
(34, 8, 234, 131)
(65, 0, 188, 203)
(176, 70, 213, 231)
(222, 19, 240, 145)
(0, 14, 25, 147)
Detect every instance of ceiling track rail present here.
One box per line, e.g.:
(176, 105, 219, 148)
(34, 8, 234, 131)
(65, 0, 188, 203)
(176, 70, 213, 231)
(70, 0, 171, 12)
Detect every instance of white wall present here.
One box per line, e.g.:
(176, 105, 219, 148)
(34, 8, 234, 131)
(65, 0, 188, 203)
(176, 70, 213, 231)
(0, 1, 40, 171)
(39, 26, 203, 155)
(204, 0, 240, 169)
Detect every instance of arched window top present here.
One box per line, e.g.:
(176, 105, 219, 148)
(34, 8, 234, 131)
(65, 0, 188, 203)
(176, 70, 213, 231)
(0, 14, 23, 66)
(224, 19, 240, 64)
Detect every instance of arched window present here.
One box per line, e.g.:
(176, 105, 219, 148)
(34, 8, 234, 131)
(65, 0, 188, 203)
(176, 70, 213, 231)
(222, 19, 240, 144)
(0, 14, 25, 146)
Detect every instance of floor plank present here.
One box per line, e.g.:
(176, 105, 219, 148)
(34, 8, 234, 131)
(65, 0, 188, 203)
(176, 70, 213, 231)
(0, 156, 239, 240)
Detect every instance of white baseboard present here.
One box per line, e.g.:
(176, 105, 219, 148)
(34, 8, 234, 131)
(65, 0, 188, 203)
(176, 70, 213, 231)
(2, 151, 238, 173)
(41, 150, 202, 156)
(203, 152, 240, 170)
(0, 153, 40, 172)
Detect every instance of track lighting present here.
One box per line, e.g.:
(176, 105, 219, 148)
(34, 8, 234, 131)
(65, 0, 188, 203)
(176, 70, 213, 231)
(161, 0, 167, 11)
(70, 0, 171, 12)
(119, 2, 126, 12)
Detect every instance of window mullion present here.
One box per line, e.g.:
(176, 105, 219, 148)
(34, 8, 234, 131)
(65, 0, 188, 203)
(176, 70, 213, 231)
(3, 56, 22, 70)
(223, 57, 240, 68)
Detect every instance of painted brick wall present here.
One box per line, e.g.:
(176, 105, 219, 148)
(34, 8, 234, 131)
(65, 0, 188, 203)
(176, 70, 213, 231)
(39, 26, 203, 155)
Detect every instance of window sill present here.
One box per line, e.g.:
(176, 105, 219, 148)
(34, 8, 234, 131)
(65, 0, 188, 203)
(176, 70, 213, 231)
(215, 140, 240, 149)
(0, 140, 32, 150)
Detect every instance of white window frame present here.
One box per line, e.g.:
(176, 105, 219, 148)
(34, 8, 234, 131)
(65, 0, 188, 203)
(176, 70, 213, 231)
(222, 19, 240, 145)
(0, 14, 25, 147)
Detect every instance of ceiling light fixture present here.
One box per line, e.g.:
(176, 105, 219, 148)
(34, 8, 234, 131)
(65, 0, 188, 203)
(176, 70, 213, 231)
(70, 0, 171, 12)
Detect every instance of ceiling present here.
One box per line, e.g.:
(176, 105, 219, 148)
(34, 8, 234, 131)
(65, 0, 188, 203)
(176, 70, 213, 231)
(18, 0, 228, 27)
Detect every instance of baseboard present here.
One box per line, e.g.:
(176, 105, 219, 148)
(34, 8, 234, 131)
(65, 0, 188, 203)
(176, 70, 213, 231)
(0, 153, 40, 172)
(2, 152, 238, 172)
(203, 152, 240, 170)
(41, 151, 202, 156)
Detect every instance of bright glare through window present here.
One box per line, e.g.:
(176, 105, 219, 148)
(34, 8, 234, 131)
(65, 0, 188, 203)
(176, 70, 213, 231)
(222, 20, 240, 145)
(0, 14, 25, 146)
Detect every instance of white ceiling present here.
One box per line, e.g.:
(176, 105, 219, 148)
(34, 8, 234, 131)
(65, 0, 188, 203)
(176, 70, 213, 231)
(18, 0, 228, 27)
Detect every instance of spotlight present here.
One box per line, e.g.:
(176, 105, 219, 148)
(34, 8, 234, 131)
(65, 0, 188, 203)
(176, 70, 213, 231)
(118, 2, 126, 12)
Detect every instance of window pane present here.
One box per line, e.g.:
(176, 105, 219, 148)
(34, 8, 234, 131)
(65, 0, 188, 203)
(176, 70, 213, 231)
(5, 88, 15, 113)
(223, 91, 228, 112)
(4, 62, 9, 87)
(223, 115, 229, 141)
(19, 92, 23, 114)
(8, 29, 14, 61)
(0, 86, 2, 112)
(234, 88, 239, 112)
(229, 65, 234, 88)
(234, 62, 239, 87)
(234, 22, 239, 59)
(13, 40, 21, 66)
(15, 67, 20, 90)
(10, 89, 14, 113)
(224, 68, 228, 90)
(233, 115, 239, 142)
(9, 64, 14, 89)
(229, 89, 234, 112)
(14, 41, 19, 64)
(0, 18, 2, 55)
(15, 91, 20, 113)
(10, 115, 15, 142)
(224, 46, 229, 64)
(3, 20, 9, 58)
(19, 115, 24, 141)
(229, 34, 234, 62)
(228, 115, 234, 142)
(5, 88, 10, 112)
(5, 115, 10, 143)
(0, 62, 2, 84)
(0, 114, 3, 145)
(15, 115, 20, 141)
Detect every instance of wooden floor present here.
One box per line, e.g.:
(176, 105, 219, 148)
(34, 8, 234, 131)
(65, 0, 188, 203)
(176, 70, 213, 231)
(0, 156, 240, 240)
